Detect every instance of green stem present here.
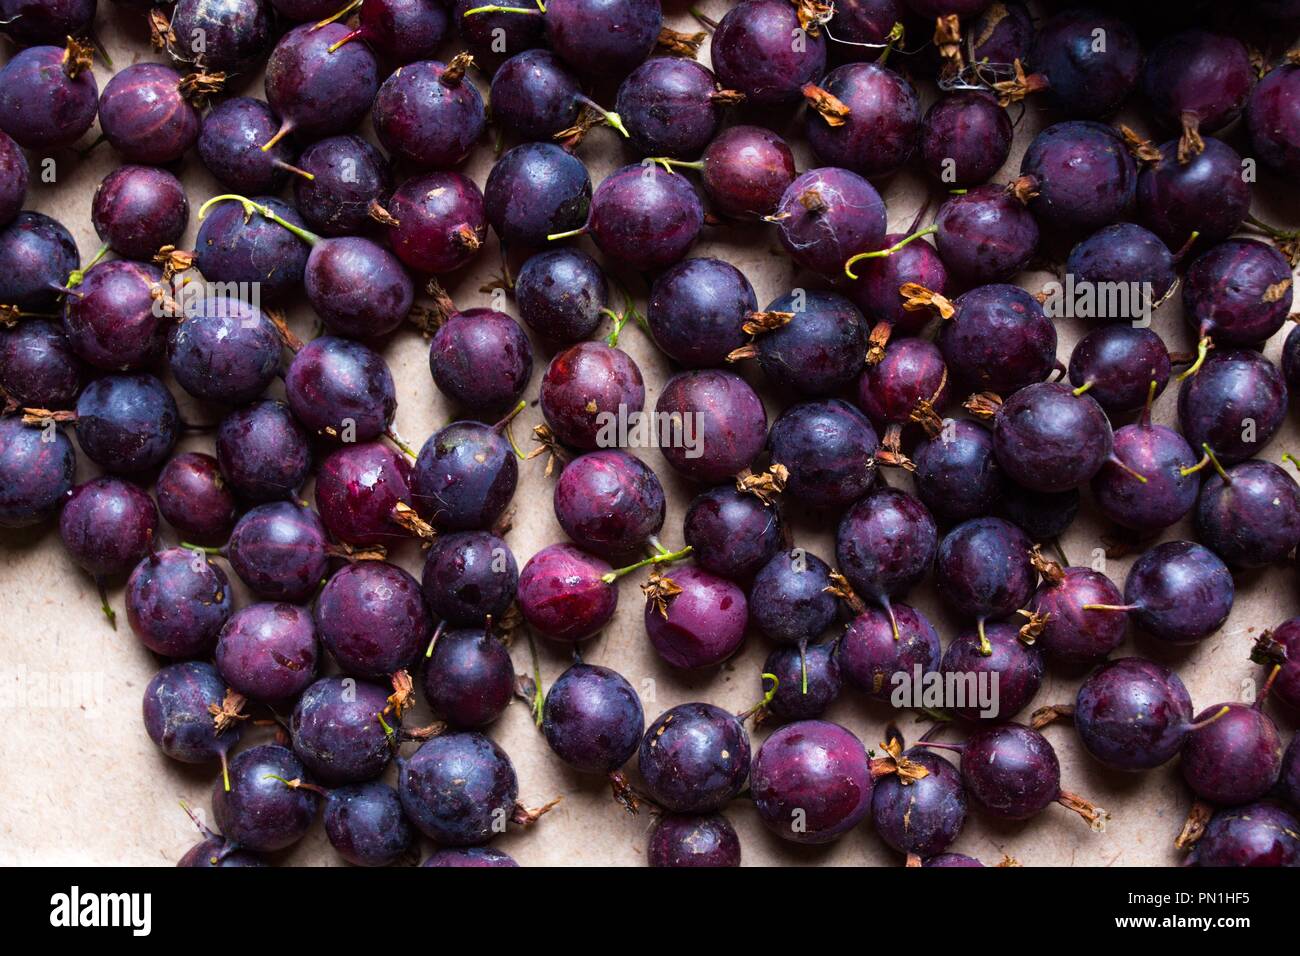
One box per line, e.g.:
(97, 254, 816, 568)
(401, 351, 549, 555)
(313, 0, 362, 28)
(181, 541, 223, 556)
(1176, 336, 1211, 381)
(67, 242, 110, 288)
(576, 95, 628, 138)
(844, 226, 939, 279)
(527, 629, 544, 727)
(1072, 381, 1093, 397)
(547, 225, 588, 242)
(601, 545, 693, 583)
(385, 426, 417, 460)
(462, 3, 542, 15)
(424, 619, 446, 658)
(645, 157, 704, 175)
(198, 194, 321, 247)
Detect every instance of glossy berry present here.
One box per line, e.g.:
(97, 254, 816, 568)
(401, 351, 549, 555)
(805, 62, 919, 177)
(919, 92, 1013, 188)
(616, 57, 729, 160)
(315, 561, 430, 679)
(836, 486, 938, 616)
(429, 309, 533, 414)
(98, 63, 200, 164)
(1031, 8, 1141, 117)
(329, 0, 449, 64)
(155, 453, 237, 546)
(290, 677, 394, 783)
(910, 419, 1002, 524)
(225, 501, 329, 603)
(127, 548, 233, 659)
(1119, 540, 1234, 645)
(484, 143, 590, 248)
(991, 382, 1113, 494)
(1178, 349, 1288, 464)
(315, 442, 417, 546)
(60, 477, 158, 583)
(1249, 59, 1300, 177)
(750, 549, 837, 647)
(837, 603, 941, 702)
(935, 517, 1036, 635)
(0, 45, 99, 151)
(142, 661, 241, 765)
(0, 212, 78, 312)
(198, 97, 301, 196)
(212, 744, 320, 852)
(639, 702, 750, 813)
(856, 337, 949, 435)
(647, 813, 740, 867)
(1143, 31, 1253, 146)
(322, 782, 415, 867)
(773, 168, 886, 277)
(644, 565, 749, 669)
(846, 232, 948, 340)
(216, 401, 312, 503)
(73, 373, 179, 475)
(544, 0, 661, 78)
(769, 398, 880, 512)
(0, 320, 83, 410)
(939, 284, 1055, 394)
(420, 531, 518, 627)
(1182, 703, 1282, 806)
(699, 125, 796, 219)
(711, 0, 827, 106)
(542, 662, 644, 774)
(167, 295, 282, 406)
(1183, 239, 1292, 348)
(683, 485, 784, 582)
(1093, 416, 1196, 532)
(263, 23, 381, 146)
(1068, 325, 1170, 415)
(1138, 136, 1251, 248)
(584, 164, 703, 272)
(399, 732, 518, 845)
(293, 135, 392, 239)
(1064, 223, 1177, 323)
(423, 846, 519, 867)
(514, 249, 608, 344)
(373, 57, 486, 169)
(216, 602, 319, 702)
(455, 0, 544, 72)
(1073, 658, 1193, 771)
(62, 260, 167, 372)
(646, 257, 754, 368)
(540, 342, 644, 451)
(284, 336, 396, 442)
(423, 628, 514, 728)
(91, 166, 188, 261)
(1187, 803, 1300, 867)
(935, 183, 1039, 284)
(1030, 564, 1126, 666)
(410, 420, 518, 531)
(952, 723, 1097, 824)
(750, 720, 872, 845)
(871, 749, 967, 863)
(166, 0, 272, 73)
(941, 622, 1043, 722)
(194, 195, 309, 304)
(1019, 121, 1137, 235)
(1195, 460, 1300, 568)
(0, 414, 74, 528)
(488, 49, 589, 142)
(745, 291, 868, 397)
(385, 171, 487, 274)
(764, 642, 841, 721)
(655, 369, 764, 481)
(517, 543, 616, 642)
(554, 450, 665, 557)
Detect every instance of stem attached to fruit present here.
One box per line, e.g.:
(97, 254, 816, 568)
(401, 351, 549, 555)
(66, 242, 110, 289)
(1176, 335, 1211, 381)
(645, 157, 705, 176)
(602, 545, 693, 583)
(843, 226, 939, 279)
(198, 194, 322, 248)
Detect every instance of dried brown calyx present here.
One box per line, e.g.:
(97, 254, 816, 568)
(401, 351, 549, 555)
(1030, 703, 1074, 730)
(391, 501, 436, 539)
(451, 223, 481, 253)
(325, 542, 388, 562)
(997, 855, 1022, 868)
(899, 282, 955, 320)
(263, 308, 304, 351)
(963, 391, 1003, 420)
(512, 796, 562, 826)
(554, 105, 609, 149)
(823, 569, 867, 615)
(1250, 631, 1289, 668)
(727, 309, 793, 362)
(1178, 111, 1206, 164)
(368, 200, 399, 227)
(21, 407, 76, 425)
(657, 27, 706, 58)
(440, 52, 474, 86)
(1016, 608, 1049, 644)
(208, 690, 248, 735)
(865, 321, 893, 366)
(62, 36, 94, 78)
(408, 278, 457, 336)
(1006, 175, 1039, 204)
(641, 569, 683, 618)
(934, 14, 964, 72)
(179, 72, 226, 107)
(792, 0, 834, 35)
(1118, 125, 1163, 165)
(1058, 790, 1109, 831)
(735, 463, 789, 506)
(802, 83, 852, 127)
(991, 59, 1048, 107)
(1174, 799, 1215, 850)
(527, 423, 568, 477)
(609, 770, 641, 814)
(870, 737, 931, 783)
(710, 88, 745, 106)
(1028, 544, 1065, 586)
(152, 245, 195, 282)
(0, 304, 22, 328)
(798, 188, 828, 215)
(149, 8, 177, 51)
(384, 670, 415, 718)
(1264, 278, 1293, 303)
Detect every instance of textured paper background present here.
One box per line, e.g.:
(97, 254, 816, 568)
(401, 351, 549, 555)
(2, 2, 1298, 866)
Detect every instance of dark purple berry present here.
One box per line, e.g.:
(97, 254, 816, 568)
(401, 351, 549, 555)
(60, 477, 158, 585)
(764, 641, 840, 721)
(293, 134, 392, 238)
(639, 702, 750, 813)
(990, 382, 1113, 494)
(919, 92, 1013, 188)
(837, 603, 941, 701)
(0, 413, 74, 527)
(646, 257, 754, 368)
(1248, 59, 1300, 177)
(0, 0, 94, 45)
(315, 442, 418, 546)
(194, 195, 309, 305)
(699, 125, 796, 219)
(1063, 223, 1176, 322)
(616, 57, 729, 159)
(1137, 136, 1251, 248)
(910, 419, 1001, 523)
(1182, 702, 1283, 806)
(0, 44, 98, 151)
(682, 485, 784, 581)
(554, 449, 665, 557)
(769, 399, 878, 511)
(647, 813, 740, 867)
(1118, 540, 1234, 645)
(805, 62, 919, 177)
(316, 561, 429, 679)
(542, 662, 644, 776)
(198, 97, 301, 195)
(1195, 459, 1300, 568)
(215, 401, 311, 503)
(142, 661, 241, 765)
(398, 731, 518, 845)
(488, 48, 589, 142)
(423, 628, 514, 728)
(1030, 562, 1126, 666)
(935, 183, 1039, 283)
(263, 23, 380, 146)
(91, 165, 188, 261)
(582, 164, 703, 272)
(1019, 121, 1137, 235)
(871, 749, 967, 863)
(938, 284, 1055, 393)
(940, 621, 1043, 722)
(485, 142, 590, 248)
(1187, 802, 1300, 867)
(284, 336, 396, 442)
(0, 319, 82, 410)
(1068, 325, 1170, 415)
(410, 420, 518, 531)
(62, 260, 167, 372)
(127, 547, 233, 659)
(166, 0, 272, 73)
(225, 501, 329, 603)
(1178, 349, 1288, 464)
(1143, 31, 1253, 152)
(322, 782, 415, 867)
(329, 0, 449, 64)
(167, 295, 282, 405)
(1183, 238, 1292, 348)
(212, 744, 320, 852)
(773, 167, 886, 277)
(514, 249, 608, 343)
(744, 290, 867, 397)
(373, 56, 486, 169)
(98, 63, 200, 164)
(290, 676, 394, 783)
(750, 720, 871, 844)
(750, 549, 837, 647)
(455, 0, 544, 72)
(1073, 657, 1193, 771)
(711, 0, 827, 105)
(72, 373, 179, 475)
(836, 486, 938, 616)
(544, 0, 661, 79)
(1030, 8, 1140, 118)
(420, 531, 518, 627)
(155, 453, 237, 546)
(429, 308, 533, 413)
(540, 341, 644, 451)
(216, 602, 319, 702)
(644, 565, 749, 669)
(385, 171, 487, 274)
(516, 543, 616, 642)
(935, 517, 1036, 637)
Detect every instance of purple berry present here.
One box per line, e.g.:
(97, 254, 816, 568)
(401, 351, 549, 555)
(373, 56, 486, 169)
(1248, 59, 1300, 177)
(935, 182, 1039, 283)
(616, 57, 729, 159)
(935, 517, 1036, 637)
(72, 373, 178, 474)
(514, 249, 608, 343)
(516, 543, 616, 642)
(0, 43, 98, 150)
(773, 167, 886, 277)
(0, 130, 28, 228)
(764, 641, 841, 721)
(1029, 561, 1126, 666)
(1182, 702, 1282, 806)
(215, 401, 311, 503)
(699, 125, 796, 219)
(422, 846, 519, 867)
(284, 336, 396, 442)
(1137, 136, 1251, 248)
(744, 291, 868, 397)
(647, 813, 740, 867)
(155, 453, 237, 546)
(871, 748, 967, 863)
(216, 602, 319, 702)
(639, 702, 750, 812)
(644, 565, 749, 669)
(423, 628, 514, 728)
(1063, 223, 1177, 322)
(225, 501, 329, 603)
(62, 260, 167, 372)
(0, 319, 83, 410)
(836, 486, 938, 614)
(990, 382, 1113, 494)
(769, 399, 878, 512)
(290, 676, 394, 783)
(554, 449, 665, 557)
(1143, 30, 1253, 153)
(166, 0, 272, 73)
(322, 782, 415, 867)
(919, 92, 1013, 187)
(711, 0, 827, 105)
(385, 171, 487, 274)
(488, 49, 590, 142)
(682, 485, 784, 581)
(455, 0, 544, 72)
(0, 212, 77, 313)
(1187, 802, 1300, 867)
(410, 420, 518, 531)
(582, 164, 703, 271)
(485, 143, 590, 248)
(542, 662, 644, 776)
(846, 231, 948, 342)
(127, 547, 233, 659)
(91, 165, 188, 261)
(837, 602, 941, 701)
(142, 661, 241, 765)
(856, 336, 949, 442)
(316, 561, 429, 679)
(805, 62, 919, 177)
(194, 195, 309, 304)
(938, 284, 1055, 393)
(263, 23, 380, 146)
(315, 442, 419, 546)
(428, 308, 533, 413)
(293, 135, 392, 238)
(0, 413, 74, 527)
(98, 63, 200, 164)
(167, 295, 282, 405)
(60, 476, 158, 597)
(1073, 657, 1193, 771)
(646, 257, 754, 368)
(1183, 238, 1293, 348)
(1196, 460, 1300, 568)
(1068, 325, 1170, 415)
(750, 720, 872, 844)
(198, 97, 301, 195)
(1178, 349, 1288, 464)
(1118, 540, 1234, 645)
(329, 0, 449, 64)
(544, 0, 661, 79)
(1019, 121, 1137, 235)
(420, 531, 518, 627)
(0, 0, 94, 45)
(540, 341, 644, 451)
(212, 744, 320, 852)
(940, 621, 1044, 722)
(910, 419, 1001, 523)
(750, 549, 837, 647)
(398, 731, 518, 845)
(1030, 8, 1140, 117)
